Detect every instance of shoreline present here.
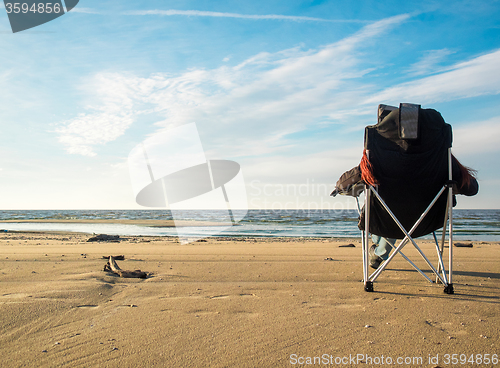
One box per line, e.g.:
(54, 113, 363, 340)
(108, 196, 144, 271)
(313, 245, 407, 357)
(0, 219, 231, 227)
(0, 230, 361, 242)
(1, 228, 497, 243)
(1, 210, 500, 242)
(2, 230, 497, 244)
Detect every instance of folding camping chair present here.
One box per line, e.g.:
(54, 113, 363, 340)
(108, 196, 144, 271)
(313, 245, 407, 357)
(358, 103, 455, 294)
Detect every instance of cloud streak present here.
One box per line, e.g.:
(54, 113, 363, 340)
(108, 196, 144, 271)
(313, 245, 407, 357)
(55, 14, 409, 157)
(57, 14, 500, 164)
(55, 73, 140, 156)
(122, 9, 369, 23)
(406, 48, 455, 76)
(453, 116, 500, 155)
(69, 7, 102, 14)
(365, 49, 500, 105)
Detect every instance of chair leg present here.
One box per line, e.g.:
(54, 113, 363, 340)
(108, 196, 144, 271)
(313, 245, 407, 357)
(444, 283, 454, 294)
(362, 237, 373, 292)
(364, 281, 374, 292)
(362, 187, 372, 292)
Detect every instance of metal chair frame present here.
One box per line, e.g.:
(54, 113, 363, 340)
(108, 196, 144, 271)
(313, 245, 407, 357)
(358, 149, 455, 294)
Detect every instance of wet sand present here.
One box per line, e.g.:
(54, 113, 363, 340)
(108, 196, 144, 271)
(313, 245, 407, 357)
(0, 219, 230, 227)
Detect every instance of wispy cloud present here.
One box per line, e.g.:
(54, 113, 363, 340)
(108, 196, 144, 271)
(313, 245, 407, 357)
(122, 9, 369, 23)
(453, 116, 500, 155)
(56, 112, 134, 156)
(243, 146, 362, 181)
(407, 48, 455, 76)
(69, 7, 102, 14)
(55, 73, 139, 156)
(365, 49, 500, 105)
(55, 14, 409, 157)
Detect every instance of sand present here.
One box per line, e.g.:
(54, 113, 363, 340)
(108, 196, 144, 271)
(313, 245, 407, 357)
(0, 231, 499, 367)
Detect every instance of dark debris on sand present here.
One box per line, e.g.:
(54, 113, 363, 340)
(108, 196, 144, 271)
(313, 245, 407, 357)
(87, 234, 122, 243)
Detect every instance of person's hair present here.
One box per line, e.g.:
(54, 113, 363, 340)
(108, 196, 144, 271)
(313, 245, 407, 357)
(360, 149, 378, 186)
(452, 154, 477, 190)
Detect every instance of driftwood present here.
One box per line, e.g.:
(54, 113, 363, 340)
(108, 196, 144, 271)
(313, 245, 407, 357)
(339, 243, 356, 248)
(88, 234, 121, 242)
(104, 256, 148, 278)
(455, 242, 473, 248)
(101, 255, 125, 260)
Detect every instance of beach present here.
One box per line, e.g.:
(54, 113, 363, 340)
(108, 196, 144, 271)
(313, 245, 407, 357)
(0, 231, 499, 367)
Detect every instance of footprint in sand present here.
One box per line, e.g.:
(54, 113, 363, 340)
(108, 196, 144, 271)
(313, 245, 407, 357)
(76, 304, 99, 309)
(209, 294, 257, 299)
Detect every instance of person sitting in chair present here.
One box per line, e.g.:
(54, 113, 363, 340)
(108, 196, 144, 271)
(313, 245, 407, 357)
(332, 106, 478, 269)
(365, 152, 478, 268)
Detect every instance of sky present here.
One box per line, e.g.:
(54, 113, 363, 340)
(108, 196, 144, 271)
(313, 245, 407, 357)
(0, 0, 499, 210)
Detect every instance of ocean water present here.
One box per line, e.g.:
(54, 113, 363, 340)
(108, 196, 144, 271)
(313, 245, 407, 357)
(0, 209, 499, 241)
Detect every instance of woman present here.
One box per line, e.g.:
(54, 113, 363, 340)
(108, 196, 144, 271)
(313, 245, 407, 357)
(334, 149, 479, 269)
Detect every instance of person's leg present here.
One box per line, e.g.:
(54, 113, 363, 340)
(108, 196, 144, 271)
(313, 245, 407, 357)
(369, 235, 396, 269)
(371, 235, 396, 260)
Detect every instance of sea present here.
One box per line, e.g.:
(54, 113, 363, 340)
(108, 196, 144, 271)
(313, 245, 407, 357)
(0, 209, 499, 241)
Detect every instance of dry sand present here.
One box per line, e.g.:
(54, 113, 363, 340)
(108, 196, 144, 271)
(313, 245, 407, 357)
(0, 231, 499, 367)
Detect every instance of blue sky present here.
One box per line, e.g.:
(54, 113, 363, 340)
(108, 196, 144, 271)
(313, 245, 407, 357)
(0, 0, 499, 209)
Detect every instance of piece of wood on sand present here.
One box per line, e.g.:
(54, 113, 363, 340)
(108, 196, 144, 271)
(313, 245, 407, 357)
(454, 242, 473, 248)
(101, 255, 125, 260)
(104, 256, 148, 279)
